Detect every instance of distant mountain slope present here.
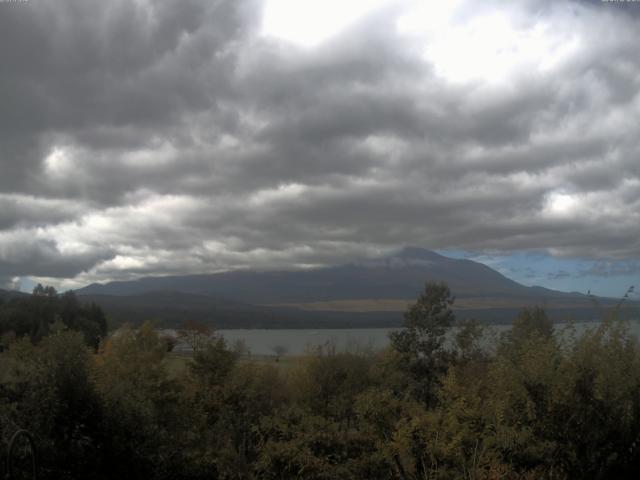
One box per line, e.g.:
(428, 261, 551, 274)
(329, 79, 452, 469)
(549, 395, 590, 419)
(0, 289, 28, 301)
(76, 247, 575, 304)
(77, 290, 626, 329)
(77, 291, 403, 329)
(72, 247, 633, 327)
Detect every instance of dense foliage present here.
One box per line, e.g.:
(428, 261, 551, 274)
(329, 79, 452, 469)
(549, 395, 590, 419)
(0, 285, 107, 349)
(1, 282, 639, 479)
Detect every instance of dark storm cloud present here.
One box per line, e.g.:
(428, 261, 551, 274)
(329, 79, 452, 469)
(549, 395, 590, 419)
(0, 0, 639, 287)
(0, 194, 85, 229)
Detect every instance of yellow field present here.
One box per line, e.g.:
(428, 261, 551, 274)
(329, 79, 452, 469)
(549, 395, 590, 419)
(266, 297, 596, 312)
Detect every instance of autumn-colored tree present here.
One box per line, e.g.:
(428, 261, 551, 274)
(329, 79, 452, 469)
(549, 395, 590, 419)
(95, 322, 186, 478)
(178, 320, 212, 353)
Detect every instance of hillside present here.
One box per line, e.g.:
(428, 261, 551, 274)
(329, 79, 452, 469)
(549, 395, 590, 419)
(78, 247, 576, 303)
(74, 247, 630, 327)
(77, 291, 404, 329)
(0, 289, 28, 301)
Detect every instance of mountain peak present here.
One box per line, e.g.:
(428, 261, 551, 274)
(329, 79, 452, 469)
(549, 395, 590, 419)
(73, 246, 617, 326)
(353, 246, 445, 269)
(393, 246, 445, 262)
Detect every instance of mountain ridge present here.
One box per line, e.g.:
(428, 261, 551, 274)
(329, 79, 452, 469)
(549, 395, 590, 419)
(71, 244, 634, 327)
(76, 247, 588, 303)
(0, 288, 28, 300)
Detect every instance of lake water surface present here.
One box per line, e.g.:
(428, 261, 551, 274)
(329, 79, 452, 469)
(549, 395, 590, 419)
(215, 320, 640, 356)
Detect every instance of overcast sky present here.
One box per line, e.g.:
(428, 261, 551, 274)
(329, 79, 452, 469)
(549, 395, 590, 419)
(0, 0, 639, 296)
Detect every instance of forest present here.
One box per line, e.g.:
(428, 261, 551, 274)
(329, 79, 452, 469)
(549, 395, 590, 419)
(1, 282, 640, 479)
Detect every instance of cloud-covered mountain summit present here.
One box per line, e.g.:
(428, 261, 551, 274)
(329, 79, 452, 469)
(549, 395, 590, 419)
(76, 247, 623, 327)
(76, 247, 576, 303)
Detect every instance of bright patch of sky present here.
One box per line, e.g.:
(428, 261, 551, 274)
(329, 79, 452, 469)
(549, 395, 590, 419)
(264, 0, 580, 85)
(15, 277, 36, 293)
(262, 0, 391, 47)
(397, 2, 580, 85)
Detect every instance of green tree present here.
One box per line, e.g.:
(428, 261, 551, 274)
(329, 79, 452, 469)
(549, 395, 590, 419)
(292, 342, 371, 425)
(94, 322, 185, 479)
(189, 334, 237, 388)
(0, 286, 108, 349)
(511, 306, 553, 342)
(389, 281, 455, 406)
(0, 331, 103, 478)
(453, 318, 487, 365)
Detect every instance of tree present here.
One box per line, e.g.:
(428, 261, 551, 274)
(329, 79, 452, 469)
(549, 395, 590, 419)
(270, 344, 288, 362)
(32, 284, 57, 297)
(511, 306, 553, 342)
(178, 320, 212, 354)
(95, 322, 185, 478)
(190, 335, 237, 388)
(293, 342, 370, 423)
(453, 318, 486, 364)
(1, 331, 103, 477)
(389, 281, 455, 406)
(0, 286, 108, 348)
(231, 338, 251, 357)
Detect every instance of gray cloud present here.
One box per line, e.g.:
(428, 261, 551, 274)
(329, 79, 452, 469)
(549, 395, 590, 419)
(581, 261, 640, 278)
(0, 229, 115, 278)
(0, 0, 639, 287)
(548, 270, 573, 280)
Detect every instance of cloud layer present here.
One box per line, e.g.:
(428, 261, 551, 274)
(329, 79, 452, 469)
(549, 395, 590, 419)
(1, 0, 639, 288)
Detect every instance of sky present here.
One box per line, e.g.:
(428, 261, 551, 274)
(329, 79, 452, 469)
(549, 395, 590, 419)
(0, 0, 639, 298)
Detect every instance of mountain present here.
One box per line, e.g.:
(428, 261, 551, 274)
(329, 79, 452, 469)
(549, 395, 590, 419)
(78, 247, 565, 302)
(77, 291, 402, 329)
(0, 289, 28, 301)
(75, 247, 629, 327)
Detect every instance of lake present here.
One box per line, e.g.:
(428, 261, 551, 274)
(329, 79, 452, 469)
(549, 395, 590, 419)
(210, 320, 640, 356)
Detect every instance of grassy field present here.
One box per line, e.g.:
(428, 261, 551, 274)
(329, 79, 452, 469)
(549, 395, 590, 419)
(267, 296, 606, 312)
